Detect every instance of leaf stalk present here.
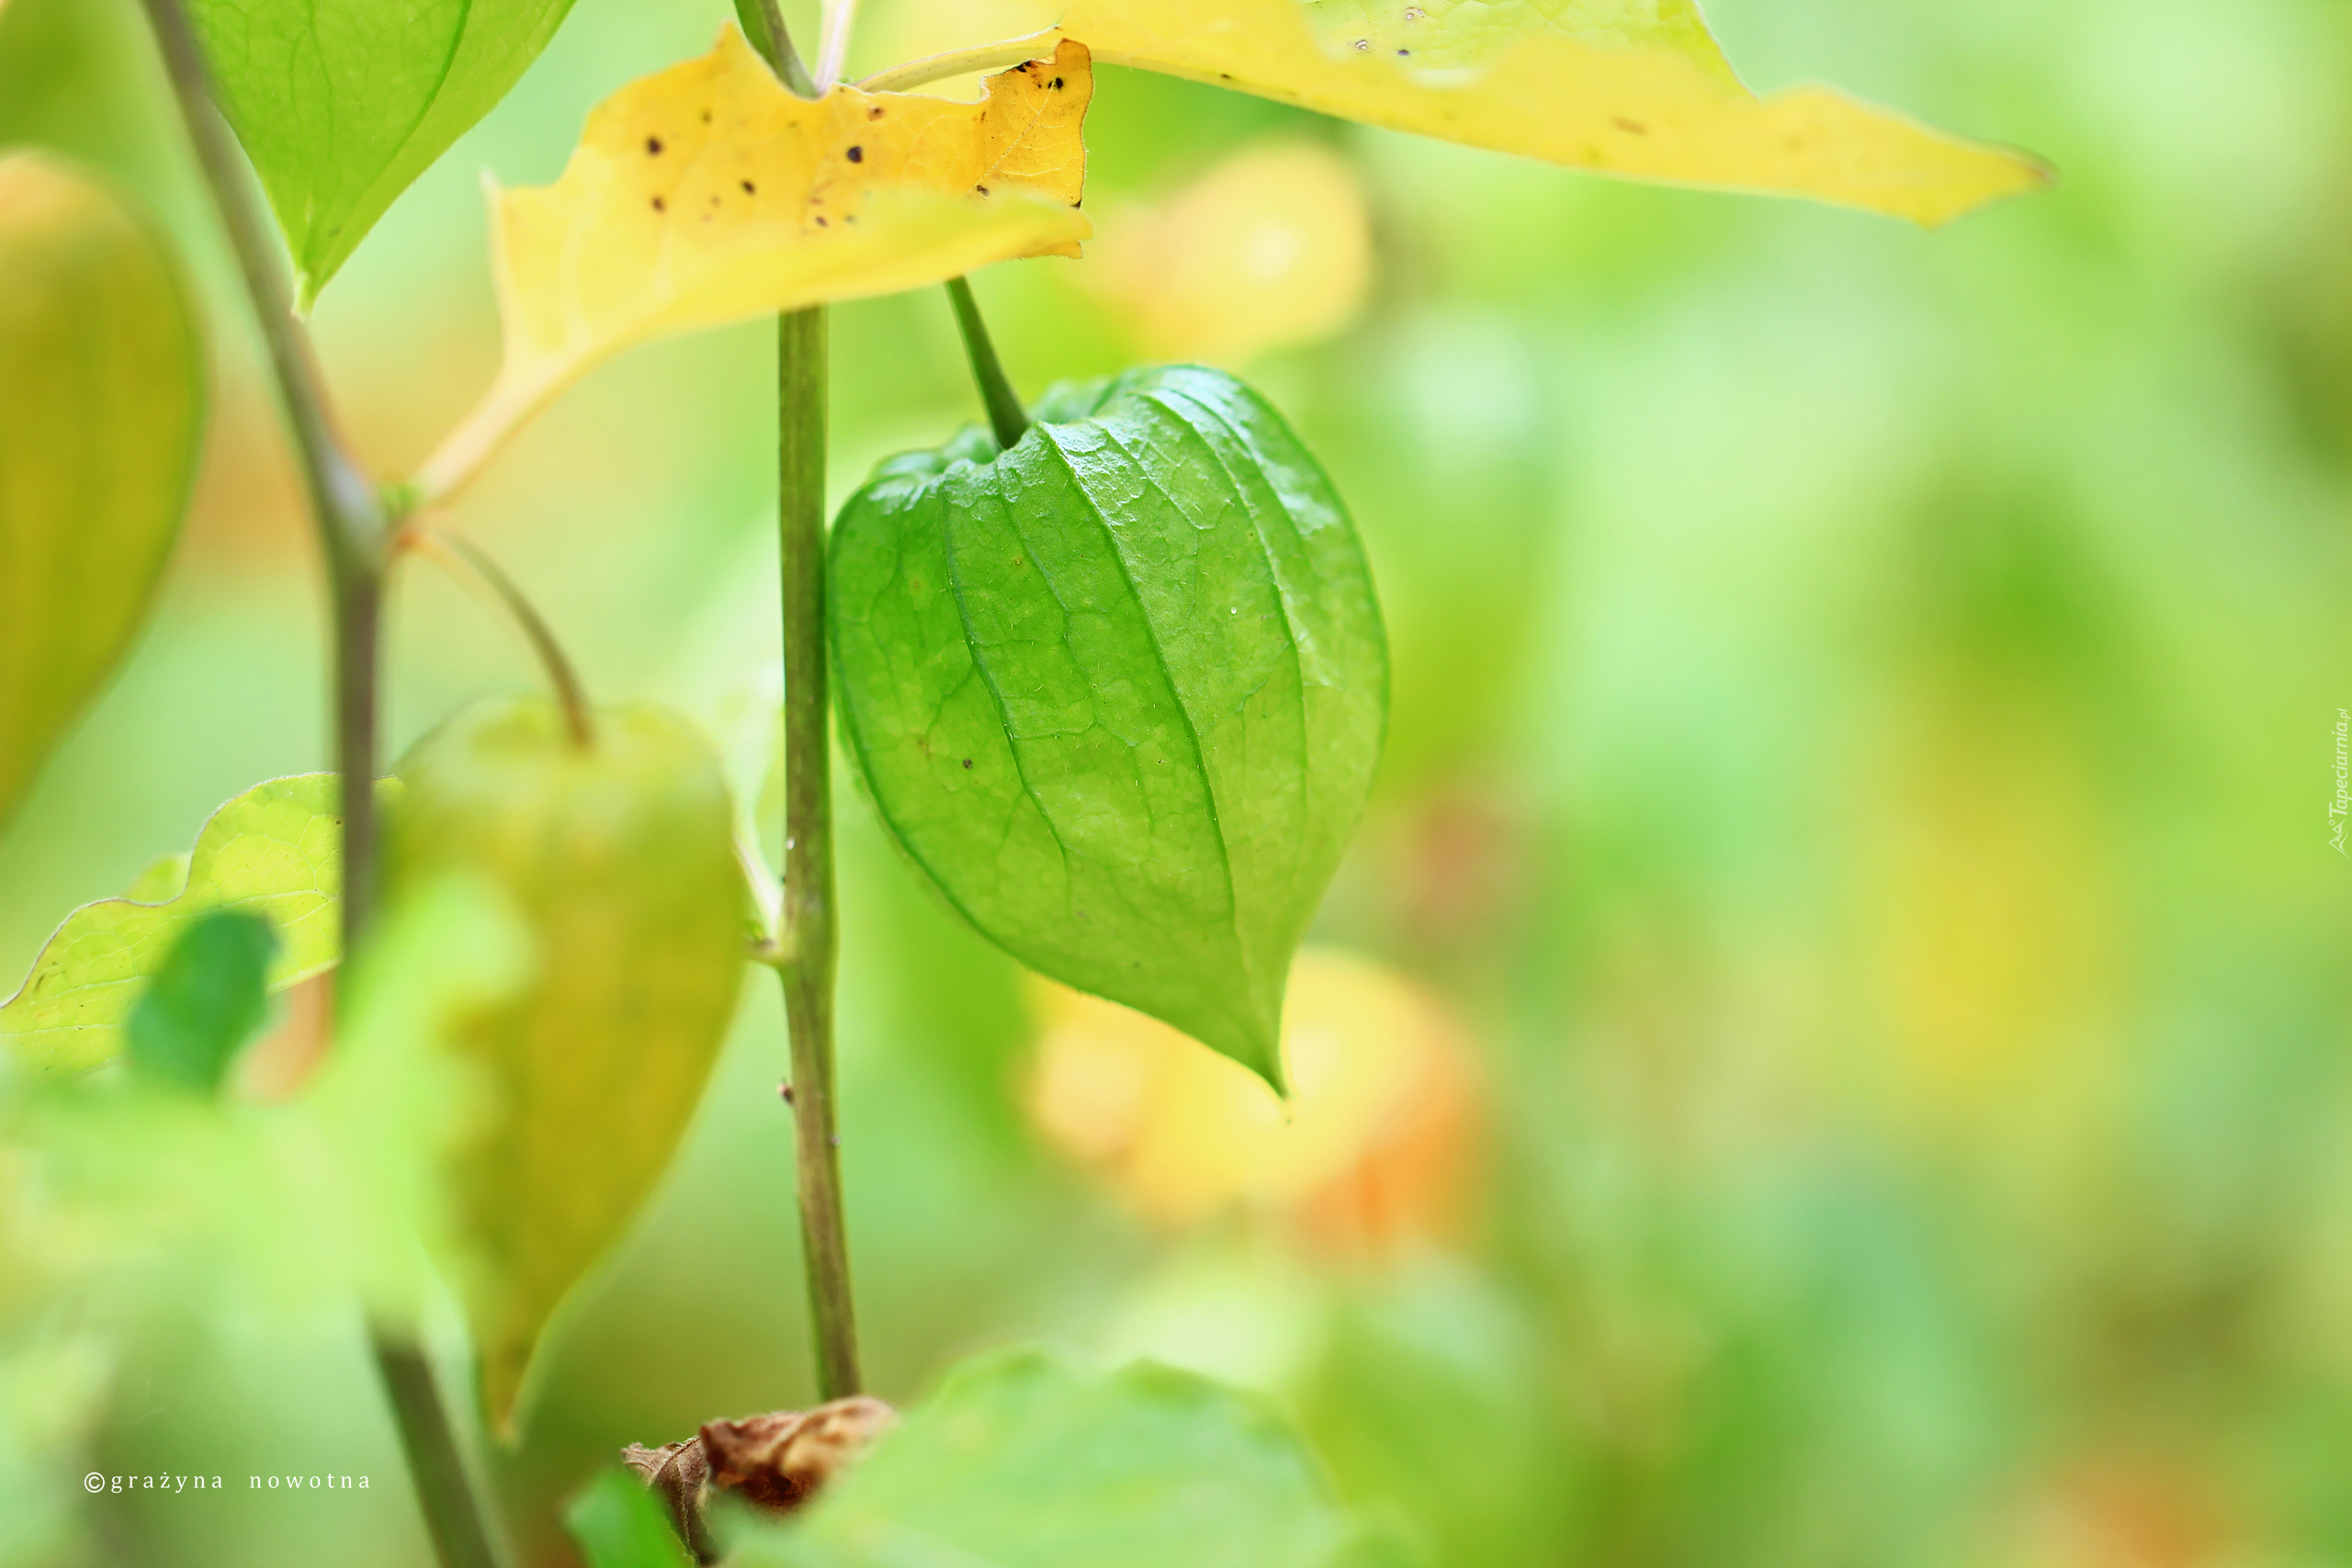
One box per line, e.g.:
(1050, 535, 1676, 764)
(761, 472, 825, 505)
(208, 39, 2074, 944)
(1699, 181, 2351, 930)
(945, 276, 1030, 451)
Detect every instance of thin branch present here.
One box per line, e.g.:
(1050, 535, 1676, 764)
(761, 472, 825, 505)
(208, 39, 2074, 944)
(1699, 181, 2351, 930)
(945, 276, 1030, 450)
(134, 6, 508, 1567)
(858, 28, 1062, 95)
(403, 524, 595, 749)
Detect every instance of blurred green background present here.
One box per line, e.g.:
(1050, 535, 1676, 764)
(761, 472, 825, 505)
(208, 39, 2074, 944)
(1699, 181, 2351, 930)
(4, 0, 2349, 1563)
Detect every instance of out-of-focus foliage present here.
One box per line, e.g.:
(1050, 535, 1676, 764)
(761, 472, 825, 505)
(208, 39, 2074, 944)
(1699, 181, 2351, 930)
(0, 152, 201, 830)
(831, 366, 1386, 1090)
(413, 28, 1093, 503)
(1056, 0, 2047, 224)
(0, 776, 379, 1077)
(386, 698, 744, 1433)
(2, 1, 2348, 1566)
(123, 910, 277, 1096)
(732, 1348, 1384, 1568)
(186, 0, 580, 308)
(563, 1468, 689, 1568)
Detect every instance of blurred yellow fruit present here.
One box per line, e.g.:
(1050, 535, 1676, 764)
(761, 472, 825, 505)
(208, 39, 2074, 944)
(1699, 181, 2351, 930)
(1087, 141, 1374, 367)
(1024, 948, 1478, 1247)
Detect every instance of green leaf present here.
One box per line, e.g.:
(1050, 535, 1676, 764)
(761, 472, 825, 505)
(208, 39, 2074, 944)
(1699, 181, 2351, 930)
(0, 152, 202, 828)
(1053, 0, 2049, 227)
(731, 1348, 1372, 1568)
(565, 1467, 691, 1568)
(829, 365, 1387, 1091)
(124, 909, 278, 1095)
(184, 0, 580, 307)
(384, 696, 744, 1432)
(1, 774, 381, 1077)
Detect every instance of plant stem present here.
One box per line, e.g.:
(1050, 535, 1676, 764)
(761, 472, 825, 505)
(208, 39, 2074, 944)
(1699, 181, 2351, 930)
(135, 4, 506, 1566)
(735, 0, 819, 96)
(369, 1338, 503, 1568)
(945, 276, 1030, 450)
(738, 0, 862, 1405)
(775, 306, 862, 1401)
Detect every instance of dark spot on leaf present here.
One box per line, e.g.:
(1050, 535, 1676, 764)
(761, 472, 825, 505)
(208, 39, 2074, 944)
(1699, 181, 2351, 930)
(961, 759, 973, 769)
(648, 136, 664, 154)
(702, 109, 713, 123)
(868, 105, 885, 119)
(1051, 76, 1064, 89)
(651, 196, 666, 212)
(846, 145, 864, 163)
(1613, 116, 1648, 135)
(815, 215, 828, 226)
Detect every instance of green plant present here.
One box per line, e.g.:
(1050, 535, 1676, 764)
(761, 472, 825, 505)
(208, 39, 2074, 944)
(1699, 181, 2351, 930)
(0, 1, 2044, 1562)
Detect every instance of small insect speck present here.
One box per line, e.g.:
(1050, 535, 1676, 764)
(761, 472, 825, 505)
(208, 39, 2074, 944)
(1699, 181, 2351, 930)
(778, 1081, 795, 1104)
(1051, 76, 1064, 89)
(646, 135, 663, 154)
(1613, 116, 1649, 135)
(1352, 37, 1371, 51)
(701, 108, 712, 123)
(815, 215, 829, 226)
(1396, 47, 1410, 55)
(742, 178, 756, 193)
(868, 105, 886, 120)
(1404, 5, 1423, 18)
(650, 196, 665, 212)
(846, 144, 864, 163)
(962, 759, 974, 769)
(977, 183, 991, 195)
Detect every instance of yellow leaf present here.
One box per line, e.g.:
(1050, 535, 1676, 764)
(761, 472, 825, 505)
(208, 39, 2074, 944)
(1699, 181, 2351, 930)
(1089, 140, 1373, 366)
(1057, 0, 2049, 226)
(413, 27, 1093, 504)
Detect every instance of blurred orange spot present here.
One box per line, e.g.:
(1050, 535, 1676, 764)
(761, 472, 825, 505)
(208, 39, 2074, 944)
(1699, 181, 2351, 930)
(1086, 141, 1374, 367)
(1024, 948, 1479, 1249)
(2018, 1459, 2234, 1568)
(232, 970, 334, 1102)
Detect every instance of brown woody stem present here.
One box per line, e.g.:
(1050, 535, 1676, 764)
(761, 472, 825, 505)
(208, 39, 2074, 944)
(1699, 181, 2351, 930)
(135, 3, 506, 1565)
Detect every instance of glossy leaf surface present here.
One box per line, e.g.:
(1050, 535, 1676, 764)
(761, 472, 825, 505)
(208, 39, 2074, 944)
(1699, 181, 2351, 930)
(185, 0, 578, 307)
(1056, 0, 2047, 226)
(124, 910, 278, 1096)
(734, 1348, 1373, 1567)
(0, 152, 201, 828)
(1, 775, 369, 1077)
(831, 366, 1386, 1090)
(413, 28, 1092, 502)
(384, 697, 743, 1430)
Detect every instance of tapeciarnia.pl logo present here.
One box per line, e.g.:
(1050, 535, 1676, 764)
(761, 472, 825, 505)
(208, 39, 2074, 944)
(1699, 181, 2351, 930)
(2333, 708, 2348, 856)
